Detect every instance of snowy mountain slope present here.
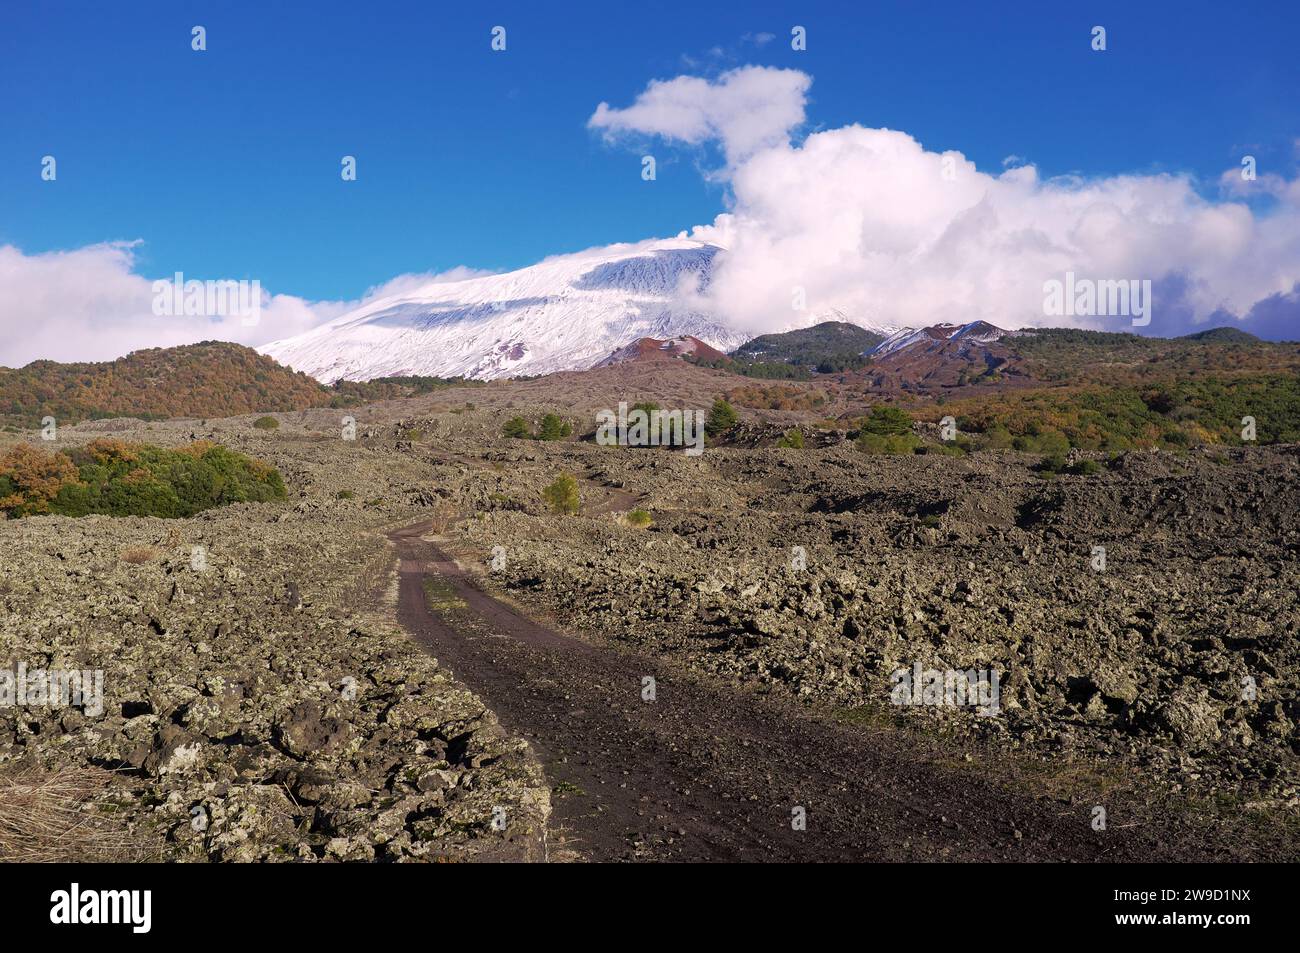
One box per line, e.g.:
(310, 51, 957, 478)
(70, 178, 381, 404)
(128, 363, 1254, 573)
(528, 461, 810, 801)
(260, 238, 750, 383)
(867, 321, 1014, 359)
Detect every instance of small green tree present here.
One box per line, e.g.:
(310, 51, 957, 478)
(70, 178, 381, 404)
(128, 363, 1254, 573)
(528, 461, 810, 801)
(502, 416, 531, 439)
(776, 428, 804, 449)
(253, 415, 280, 430)
(854, 406, 918, 453)
(542, 474, 580, 514)
(538, 413, 570, 441)
(861, 406, 912, 436)
(706, 397, 738, 436)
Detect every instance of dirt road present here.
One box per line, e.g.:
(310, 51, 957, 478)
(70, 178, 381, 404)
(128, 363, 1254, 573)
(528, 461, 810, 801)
(388, 521, 1246, 862)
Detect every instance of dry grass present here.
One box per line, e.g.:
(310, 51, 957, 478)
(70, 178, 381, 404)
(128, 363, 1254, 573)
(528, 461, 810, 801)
(0, 767, 150, 862)
(119, 546, 159, 564)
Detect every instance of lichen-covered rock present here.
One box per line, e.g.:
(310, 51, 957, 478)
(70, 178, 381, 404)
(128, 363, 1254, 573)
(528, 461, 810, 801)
(448, 439, 1300, 802)
(0, 425, 550, 861)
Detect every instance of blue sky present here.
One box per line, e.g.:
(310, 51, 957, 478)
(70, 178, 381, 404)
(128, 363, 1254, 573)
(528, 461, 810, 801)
(3, 0, 1298, 303)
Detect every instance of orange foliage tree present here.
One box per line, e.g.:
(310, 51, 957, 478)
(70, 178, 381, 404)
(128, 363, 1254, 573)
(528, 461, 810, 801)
(0, 444, 79, 514)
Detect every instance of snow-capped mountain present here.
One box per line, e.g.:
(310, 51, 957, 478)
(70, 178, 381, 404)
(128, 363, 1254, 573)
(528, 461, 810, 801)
(260, 238, 750, 382)
(867, 321, 1014, 359)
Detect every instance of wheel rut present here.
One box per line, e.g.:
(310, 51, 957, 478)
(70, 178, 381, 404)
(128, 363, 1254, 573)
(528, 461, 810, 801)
(387, 520, 1232, 862)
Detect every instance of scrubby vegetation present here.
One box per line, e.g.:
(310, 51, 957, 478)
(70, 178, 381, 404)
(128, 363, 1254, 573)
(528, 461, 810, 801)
(925, 374, 1300, 450)
(328, 375, 481, 406)
(502, 417, 531, 439)
(538, 414, 572, 441)
(725, 383, 829, 412)
(501, 414, 573, 440)
(694, 357, 815, 380)
(0, 342, 329, 427)
(854, 406, 921, 454)
(625, 508, 653, 527)
(1012, 327, 1299, 386)
(252, 415, 280, 430)
(542, 474, 580, 514)
(0, 440, 287, 519)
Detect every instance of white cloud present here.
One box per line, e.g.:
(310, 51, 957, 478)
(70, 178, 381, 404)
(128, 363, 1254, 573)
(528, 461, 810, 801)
(588, 66, 811, 167)
(603, 68, 1300, 338)
(345, 265, 498, 305)
(10, 65, 1300, 367)
(0, 242, 489, 368)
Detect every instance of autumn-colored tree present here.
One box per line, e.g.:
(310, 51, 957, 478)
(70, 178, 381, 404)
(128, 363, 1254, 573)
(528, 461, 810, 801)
(0, 444, 78, 515)
(86, 438, 139, 464)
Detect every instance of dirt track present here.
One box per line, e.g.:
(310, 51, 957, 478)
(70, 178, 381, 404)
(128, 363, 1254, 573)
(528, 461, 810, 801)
(388, 520, 1254, 863)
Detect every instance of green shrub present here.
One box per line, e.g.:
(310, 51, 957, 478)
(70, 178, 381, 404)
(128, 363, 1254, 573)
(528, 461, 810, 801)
(253, 416, 280, 430)
(942, 374, 1300, 450)
(542, 474, 580, 514)
(503, 413, 573, 441)
(775, 428, 805, 449)
(1036, 453, 1101, 477)
(626, 508, 652, 527)
(1037, 453, 1067, 475)
(856, 431, 920, 455)
(1013, 427, 1071, 455)
(980, 423, 1015, 449)
(502, 417, 531, 439)
(921, 441, 966, 456)
(705, 398, 738, 436)
(335, 489, 356, 499)
(0, 439, 286, 519)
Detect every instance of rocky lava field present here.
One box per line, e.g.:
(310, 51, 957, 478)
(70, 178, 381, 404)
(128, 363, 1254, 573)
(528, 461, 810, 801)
(1, 360, 1296, 860)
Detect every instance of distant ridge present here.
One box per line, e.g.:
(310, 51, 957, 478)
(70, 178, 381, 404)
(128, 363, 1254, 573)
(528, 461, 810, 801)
(732, 321, 887, 365)
(0, 341, 329, 426)
(860, 321, 1025, 387)
(1180, 327, 1261, 343)
(595, 335, 726, 368)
